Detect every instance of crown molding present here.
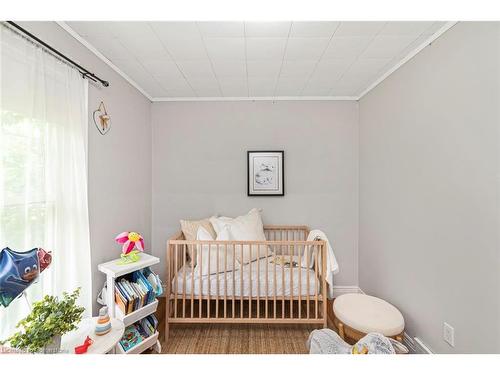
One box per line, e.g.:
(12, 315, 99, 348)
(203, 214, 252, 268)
(56, 21, 153, 102)
(57, 21, 457, 103)
(356, 21, 458, 100)
(152, 96, 358, 102)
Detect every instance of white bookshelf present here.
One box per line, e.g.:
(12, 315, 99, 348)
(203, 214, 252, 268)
(98, 253, 162, 354)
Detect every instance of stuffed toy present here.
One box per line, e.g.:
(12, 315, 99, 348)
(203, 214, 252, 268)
(307, 329, 408, 354)
(115, 231, 144, 264)
(0, 247, 52, 308)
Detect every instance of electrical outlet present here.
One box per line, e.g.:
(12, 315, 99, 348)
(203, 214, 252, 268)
(443, 322, 455, 347)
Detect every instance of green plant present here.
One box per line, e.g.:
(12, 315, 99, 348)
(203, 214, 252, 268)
(1, 288, 85, 353)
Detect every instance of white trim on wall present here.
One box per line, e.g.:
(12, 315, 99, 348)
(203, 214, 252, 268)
(152, 96, 358, 102)
(57, 21, 457, 103)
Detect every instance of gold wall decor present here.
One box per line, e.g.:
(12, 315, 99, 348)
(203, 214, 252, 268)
(93, 101, 111, 135)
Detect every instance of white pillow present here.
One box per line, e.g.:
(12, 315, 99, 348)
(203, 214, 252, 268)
(210, 208, 271, 264)
(194, 226, 238, 276)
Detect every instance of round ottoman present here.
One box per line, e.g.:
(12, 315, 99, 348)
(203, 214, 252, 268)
(333, 293, 405, 343)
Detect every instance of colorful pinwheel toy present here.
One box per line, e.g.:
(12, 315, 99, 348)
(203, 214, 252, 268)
(115, 231, 144, 264)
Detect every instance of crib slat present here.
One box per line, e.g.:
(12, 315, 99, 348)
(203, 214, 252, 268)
(290, 244, 293, 319)
(232, 244, 236, 319)
(224, 243, 228, 319)
(191, 244, 194, 318)
(216, 244, 219, 318)
(199, 242, 202, 318)
(240, 244, 243, 319)
(208, 243, 211, 318)
(174, 244, 178, 319)
(281, 246, 285, 319)
(273, 245, 277, 319)
(265, 244, 269, 319)
(298, 244, 302, 320)
(315, 245, 319, 319)
(257, 244, 260, 318)
(322, 242, 328, 326)
(249, 244, 252, 319)
(306, 244, 310, 320)
(183, 246, 186, 318)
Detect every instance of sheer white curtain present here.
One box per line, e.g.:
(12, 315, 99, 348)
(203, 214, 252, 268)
(0, 24, 92, 340)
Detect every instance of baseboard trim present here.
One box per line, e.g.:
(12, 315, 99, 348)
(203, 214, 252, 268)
(403, 333, 433, 354)
(332, 285, 362, 298)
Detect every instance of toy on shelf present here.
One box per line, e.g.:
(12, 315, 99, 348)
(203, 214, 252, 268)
(95, 306, 112, 336)
(74, 336, 93, 354)
(115, 231, 144, 264)
(0, 247, 52, 307)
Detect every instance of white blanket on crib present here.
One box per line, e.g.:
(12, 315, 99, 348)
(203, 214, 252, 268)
(305, 229, 339, 297)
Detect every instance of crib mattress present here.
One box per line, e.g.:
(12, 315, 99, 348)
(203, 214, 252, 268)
(172, 257, 320, 297)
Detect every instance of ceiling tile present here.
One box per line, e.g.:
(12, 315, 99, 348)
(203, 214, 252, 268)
(84, 36, 134, 60)
(379, 21, 434, 36)
(246, 60, 282, 77)
(197, 22, 244, 37)
(188, 76, 222, 96)
(276, 77, 308, 96)
(244, 22, 291, 37)
(322, 36, 372, 59)
(289, 21, 340, 38)
(329, 83, 360, 96)
(335, 21, 386, 37)
(280, 60, 317, 77)
(159, 37, 208, 60)
(177, 60, 215, 79)
(119, 36, 169, 59)
(67, 22, 112, 37)
(361, 36, 416, 59)
(248, 76, 278, 96)
(163, 87, 196, 97)
(310, 59, 352, 83)
(194, 88, 222, 97)
(302, 85, 333, 96)
(211, 60, 247, 78)
(204, 38, 246, 60)
(342, 58, 391, 86)
(284, 38, 330, 60)
(141, 60, 185, 81)
(155, 77, 193, 91)
(149, 22, 201, 40)
(219, 81, 249, 97)
(246, 38, 287, 60)
(421, 22, 447, 36)
(109, 22, 156, 40)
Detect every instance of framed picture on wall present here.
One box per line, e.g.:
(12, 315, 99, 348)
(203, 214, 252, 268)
(247, 151, 284, 196)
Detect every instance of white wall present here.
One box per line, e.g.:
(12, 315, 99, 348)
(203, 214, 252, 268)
(359, 22, 500, 353)
(152, 101, 359, 287)
(18, 22, 152, 313)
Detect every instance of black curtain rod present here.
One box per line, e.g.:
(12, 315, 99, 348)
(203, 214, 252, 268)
(6, 21, 109, 87)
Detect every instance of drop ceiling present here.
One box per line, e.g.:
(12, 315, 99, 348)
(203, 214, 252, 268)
(65, 21, 448, 100)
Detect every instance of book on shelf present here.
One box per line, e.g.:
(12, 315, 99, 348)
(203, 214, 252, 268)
(119, 325, 143, 352)
(119, 313, 158, 352)
(114, 267, 161, 315)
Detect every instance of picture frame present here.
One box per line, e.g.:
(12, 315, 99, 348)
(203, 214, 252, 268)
(247, 151, 284, 196)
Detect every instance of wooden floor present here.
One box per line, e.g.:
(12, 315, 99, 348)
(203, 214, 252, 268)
(157, 297, 336, 354)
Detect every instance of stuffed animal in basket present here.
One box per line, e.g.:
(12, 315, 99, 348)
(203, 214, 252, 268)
(115, 231, 144, 264)
(307, 329, 408, 354)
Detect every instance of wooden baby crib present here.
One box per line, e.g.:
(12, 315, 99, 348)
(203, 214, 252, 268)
(165, 225, 328, 340)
